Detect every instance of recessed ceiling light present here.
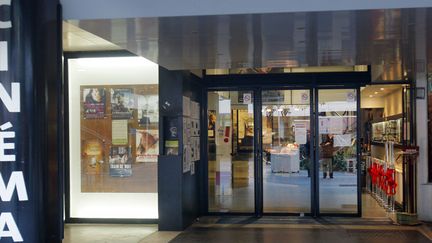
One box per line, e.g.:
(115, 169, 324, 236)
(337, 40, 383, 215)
(380, 88, 385, 91)
(374, 91, 378, 94)
(369, 95, 373, 98)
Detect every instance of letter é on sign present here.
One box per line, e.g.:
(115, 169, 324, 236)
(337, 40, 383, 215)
(0, 171, 28, 202)
(0, 83, 20, 112)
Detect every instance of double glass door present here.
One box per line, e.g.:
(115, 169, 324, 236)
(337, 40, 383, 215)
(207, 88, 359, 216)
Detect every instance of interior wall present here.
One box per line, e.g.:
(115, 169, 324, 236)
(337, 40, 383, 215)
(383, 89, 403, 117)
(361, 96, 385, 108)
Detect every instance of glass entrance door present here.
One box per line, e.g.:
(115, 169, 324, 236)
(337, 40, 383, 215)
(317, 89, 359, 215)
(207, 90, 255, 213)
(261, 90, 312, 214)
(206, 88, 360, 216)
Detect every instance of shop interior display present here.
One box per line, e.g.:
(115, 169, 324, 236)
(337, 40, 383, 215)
(372, 117, 403, 144)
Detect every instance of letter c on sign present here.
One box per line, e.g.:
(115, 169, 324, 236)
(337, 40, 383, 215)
(0, 0, 11, 29)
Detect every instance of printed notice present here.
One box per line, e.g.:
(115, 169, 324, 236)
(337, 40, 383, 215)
(183, 96, 191, 117)
(319, 117, 330, 134)
(334, 134, 352, 147)
(329, 117, 344, 135)
(295, 127, 307, 145)
(112, 120, 128, 145)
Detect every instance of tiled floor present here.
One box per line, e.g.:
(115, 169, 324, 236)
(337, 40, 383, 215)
(62, 224, 170, 243)
(62, 217, 432, 243)
(171, 226, 432, 243)
(60, 189, 413, 243)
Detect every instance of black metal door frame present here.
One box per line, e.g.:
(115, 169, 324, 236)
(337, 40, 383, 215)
(204, 72, 369, 217)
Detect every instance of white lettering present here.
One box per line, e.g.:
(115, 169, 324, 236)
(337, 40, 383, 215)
(0, 83, 20, 112)
(0, 172, 28, 202)
(0, 122, 15, 161)
(0, 213, 23, 242)
(0, 41, 7, 71)
(0, 0, 11, 29)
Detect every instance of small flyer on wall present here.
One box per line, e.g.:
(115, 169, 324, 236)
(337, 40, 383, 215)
(183, 117, 192, 145)
(191, 119, 200, 136)
(190, 161, 195, 175)
(82, 87, 106, 119)
(136, 129, 159, 162)
(190, 101, 200, 119)
(183, 96, 191, 117)
(183, 145, 191, 173)
(165, 140, 179, 155)
(191, 136, 200, 161)
(111, 88, 134, 119)
(109, 146, 132, 177)
(137, 95, 158, 126)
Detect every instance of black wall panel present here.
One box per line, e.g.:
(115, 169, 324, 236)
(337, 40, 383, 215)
(158, 67, 203, 231)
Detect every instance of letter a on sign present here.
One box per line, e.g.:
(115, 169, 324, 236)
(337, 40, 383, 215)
(0, 213, 23, 242)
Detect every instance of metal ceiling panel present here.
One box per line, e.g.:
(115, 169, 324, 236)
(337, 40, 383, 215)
(65, 8, 427, 81)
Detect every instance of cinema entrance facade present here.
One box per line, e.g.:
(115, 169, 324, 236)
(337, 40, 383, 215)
(2, 0, 432, 242)
(64, 50, 413, 228)
(61, 7, 430, 233)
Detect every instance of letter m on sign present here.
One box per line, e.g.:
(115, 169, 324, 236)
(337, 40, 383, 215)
(0, 172, 28, 202)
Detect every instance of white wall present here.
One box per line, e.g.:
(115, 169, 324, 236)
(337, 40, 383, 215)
(61, 0, 432, 20)
(415, 9, 432, 221)
(68, 56, 159, 219)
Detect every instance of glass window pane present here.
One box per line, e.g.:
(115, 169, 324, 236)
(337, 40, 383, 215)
(69, 57, 159, 219)
(262, 90, 311, 213)
(208, 91, 255, 213)
(318, 89, 358, 214)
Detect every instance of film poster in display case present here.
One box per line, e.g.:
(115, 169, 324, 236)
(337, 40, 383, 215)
(82, 139, 105, 176)
(136, 129, 159, 162)
(82, 87, 106, 119)
(137, 95, 158, 126)
(111, 88, 135, 119)
(109, 146, 133, 177)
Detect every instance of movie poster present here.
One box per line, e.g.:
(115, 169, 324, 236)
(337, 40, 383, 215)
(82, 87, 106, 119)
(137, 95, 158, 126)
(81, 139, 105, 176)
(111, 88, 134, 119)
(109, 146, 132, 177)
(136, 129, 159, 162)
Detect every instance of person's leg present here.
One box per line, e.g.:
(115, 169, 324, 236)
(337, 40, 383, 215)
(329, 157, 334, 178)
(322, 159, 328, 178)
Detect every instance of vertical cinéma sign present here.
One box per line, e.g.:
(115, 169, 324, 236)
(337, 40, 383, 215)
(0, 0, 33, 242)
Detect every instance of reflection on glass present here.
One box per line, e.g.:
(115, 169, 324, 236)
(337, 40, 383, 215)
(318, 89, 358, 214)
(262, 90, 311, 213)
(208, 91, 255, 212)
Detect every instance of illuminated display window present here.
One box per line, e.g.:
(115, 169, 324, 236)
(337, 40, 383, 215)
(68, 56, 159, 219)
